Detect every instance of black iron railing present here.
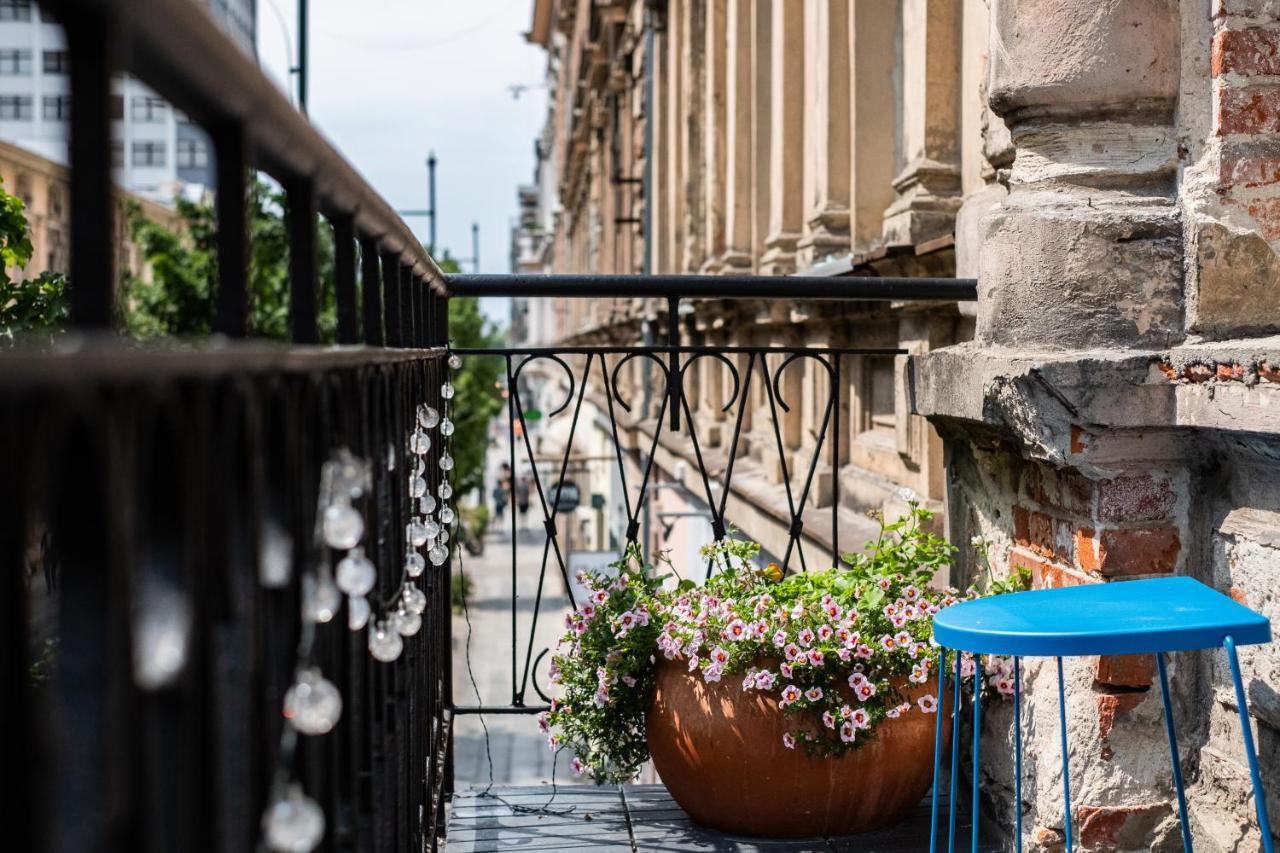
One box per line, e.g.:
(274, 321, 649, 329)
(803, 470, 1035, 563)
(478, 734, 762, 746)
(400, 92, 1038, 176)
(441, 274, 977, 718)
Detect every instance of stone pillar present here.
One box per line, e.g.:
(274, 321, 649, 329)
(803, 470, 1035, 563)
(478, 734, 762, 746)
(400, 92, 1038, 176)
(979, 0, 1182, 350)
(719, 0, 754, 271)
(701, 0, 728, 273)
(880, 0, 962, 249)
(750, 0, 772, 270)
(681, 0, 707, 273)
(758, 1, 804, 275)
(849, 0, 901, 254)
(796, 0, 851, 269)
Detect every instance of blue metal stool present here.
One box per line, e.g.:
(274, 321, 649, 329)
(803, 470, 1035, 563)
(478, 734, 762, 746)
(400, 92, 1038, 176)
(927, 576, 1274, 853)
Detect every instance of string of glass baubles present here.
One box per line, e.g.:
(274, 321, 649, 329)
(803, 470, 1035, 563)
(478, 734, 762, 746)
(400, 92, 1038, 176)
(260, 351, 461, 853)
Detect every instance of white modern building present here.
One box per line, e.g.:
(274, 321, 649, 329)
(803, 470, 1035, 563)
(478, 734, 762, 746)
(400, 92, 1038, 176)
(0, 0, 255, 202)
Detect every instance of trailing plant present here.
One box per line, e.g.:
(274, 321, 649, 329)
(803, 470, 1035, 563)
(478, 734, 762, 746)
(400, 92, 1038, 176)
(0, 177, 69, 343)
(541, 502, 1029, 783)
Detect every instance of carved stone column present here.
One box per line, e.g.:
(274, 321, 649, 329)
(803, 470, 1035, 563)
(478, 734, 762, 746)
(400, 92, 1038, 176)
(880, 0, 962, 249)
(979, 0, 1183, 349)
(718, 0, 755, 272)
(796, 0, 852, 269)
(758, 1, 804, 275)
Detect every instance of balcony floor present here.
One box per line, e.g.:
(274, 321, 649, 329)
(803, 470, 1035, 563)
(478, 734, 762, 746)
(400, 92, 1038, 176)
(445, 784, 999, 852)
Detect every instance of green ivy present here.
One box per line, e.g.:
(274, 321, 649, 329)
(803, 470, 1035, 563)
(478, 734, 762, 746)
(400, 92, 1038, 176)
(0, 178, 68, 342)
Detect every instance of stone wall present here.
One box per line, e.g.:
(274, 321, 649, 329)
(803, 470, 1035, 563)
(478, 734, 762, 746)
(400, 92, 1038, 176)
(916, 0, 1280, 849)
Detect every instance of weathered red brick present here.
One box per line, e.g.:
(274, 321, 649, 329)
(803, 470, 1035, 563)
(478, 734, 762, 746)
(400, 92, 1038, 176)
(1096, 655, 1156, 689)
(1013, 506, 1071, 560)
(1070, 425, 1091, 454)
(1033, 825, 1066, 852)
(1230, 585, 1250, 605)
(1097, 475, 1176, 523)
(1075, 527, 1102, 573)
(1185, 363, 1215, 382)
(1213, 26, 1280, 77)
(1076, 803, 1171, 850)
(1097, 691, 1147, 744)
(1217, 362, 1247, 381)
(1091, 527, 1182, 577)
(1019, 464, 1095, 517)
(1260, 362, 1280, 382)
(1222, 147, 1280, 187)
(1218, 84, 1280, 135)
(1156, 360, 1179, 381)
(1014, 546, 1096, 589)
(1243, 196, 1280, 241)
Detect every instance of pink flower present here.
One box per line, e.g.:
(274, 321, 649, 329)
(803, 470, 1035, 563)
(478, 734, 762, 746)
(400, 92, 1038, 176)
(779, 663, 793, 678)
(883, 603, 898, 619)
(880, 634, 899, 652)
(797, 628, 815, 648)
(754, 670, 777, 691)
(903, 585, 920, 601)
(581, 603, 596, 620)
(592, 589, 609, 606)
(571, 756, 586, 776)
(910, 665, 928, 685)
(886, 705, 903, 719)
(895, 630, 912, 646)
(807, 648, 825, 667)
(754, 621, 769, 638)
(537, 712, 550, 733)
(836, 648, 852, 662)
(703, 664, 723, 683)
(848, 672, 869, 690)
(891, 614, 907, 629)
(856, 644, 875, 660)
(804, 686, 824, 702)
(779, 685, 801, 707)
(547, 734, 559, 751)
(854, 681, 876, 702)
(878, 578, 892, 591)
(782, 732, 796, 749)
(849, 708, 870, 729)
(772, 629, 788, 648)
(918, 694, 939, 714)
(725, 618, 748, 641)
(822, 710, 836, 729)
(817, 624, 834, 641)
(840, 721, 856, 743)
(687, 656, 701, 672)
(784, 642, 803, 662)
(710, 646, 730, 666)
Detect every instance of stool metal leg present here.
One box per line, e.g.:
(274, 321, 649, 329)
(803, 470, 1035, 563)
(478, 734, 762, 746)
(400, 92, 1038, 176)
(972, 654, 983, 853)
(930, 648, 948, 853)
(1057, 656, 1074, 851)
(1156, 652, 1193, 851)
(949, 649, 962, 853)
(1224, 635, 1274, 853)
(1014, 657, 1023, 853)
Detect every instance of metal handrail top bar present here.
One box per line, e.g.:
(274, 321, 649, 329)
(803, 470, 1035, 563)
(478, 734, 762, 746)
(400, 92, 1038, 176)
(445, 274, 977, 301)
(47, 0, 443, 286)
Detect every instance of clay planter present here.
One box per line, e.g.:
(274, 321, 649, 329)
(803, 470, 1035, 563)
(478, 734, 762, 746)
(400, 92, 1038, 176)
(646, 658, 948, 838)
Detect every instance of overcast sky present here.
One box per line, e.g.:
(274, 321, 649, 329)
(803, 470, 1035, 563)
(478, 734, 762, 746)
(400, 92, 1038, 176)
(255, 0, 547, 324)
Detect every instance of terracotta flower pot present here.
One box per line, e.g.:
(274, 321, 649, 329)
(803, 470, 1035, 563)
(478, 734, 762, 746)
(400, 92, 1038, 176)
(646, 657, 949, 838)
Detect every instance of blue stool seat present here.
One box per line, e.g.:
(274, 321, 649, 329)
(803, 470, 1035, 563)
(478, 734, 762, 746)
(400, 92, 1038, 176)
(933, 576, 1272, 657)
(927, 576, 1274, 853)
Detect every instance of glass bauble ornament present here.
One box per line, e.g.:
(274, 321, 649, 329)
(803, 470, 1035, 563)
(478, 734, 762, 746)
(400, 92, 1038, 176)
(407, 518, 428, 547)
(409, 429, 430, 455)
(440, 418, 455, 437)
(322, 503, 363, 550)
(132, 577, 192, 690)
(259, 520, 293, 588)
(402, 584, 427, 614)
(336, 547, 376, 597)
(409, 475, 427, 498)
(284, 667, 343, 735)
(262, 784, 325, 853)
(395, 607, 422, 637)
(448, 353, 462, 370)
(368, 622, 403, 662)
(418, 405, 440, 429)
(441, 382, 455, 400)
(438, 481, 453, 500)
(420, 494, 437, 514)
(439, 506, 456, 525)
(423, 519, 441, 540)
(347, 595, 370, 630)
(439, 453, 454, 472)
(405, 551, 426, 578)
(428, 544, 448, 566)
(304, 572, 341, 624)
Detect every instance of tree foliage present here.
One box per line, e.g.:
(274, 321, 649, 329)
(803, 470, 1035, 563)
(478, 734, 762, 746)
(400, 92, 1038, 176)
(0, 178, 68, 342)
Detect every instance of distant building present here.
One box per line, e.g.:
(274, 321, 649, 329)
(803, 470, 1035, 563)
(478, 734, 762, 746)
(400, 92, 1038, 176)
(0, 0, 255, 202)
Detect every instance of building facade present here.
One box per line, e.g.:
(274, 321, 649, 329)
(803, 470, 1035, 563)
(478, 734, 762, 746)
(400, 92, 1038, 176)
(517, 0, 1280, 850)
(0, 0, 255, 202)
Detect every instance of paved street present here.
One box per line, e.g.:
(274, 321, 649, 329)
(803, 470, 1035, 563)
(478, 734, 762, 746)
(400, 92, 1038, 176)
(451, 525, 583, 788)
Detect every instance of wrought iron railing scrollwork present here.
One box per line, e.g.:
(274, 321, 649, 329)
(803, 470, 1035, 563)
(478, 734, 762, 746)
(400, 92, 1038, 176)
(446, 274, 978, 720)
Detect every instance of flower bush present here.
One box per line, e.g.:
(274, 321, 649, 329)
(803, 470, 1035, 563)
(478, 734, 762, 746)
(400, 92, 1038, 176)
(541, 502, 1029, 783)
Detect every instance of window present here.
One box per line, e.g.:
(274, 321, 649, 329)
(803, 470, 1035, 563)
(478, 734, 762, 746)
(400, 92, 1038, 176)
(131, 141, 166, 167)
(869, 358, 896, 430)
(0, 95, 32, 120)
(131, 95, 167, 123)
(0, 1, 33, 22)
(42, 50, 69, 74)
(176, 139, 208, 169)
(0, 49, 31, 75)
(42, 95, 69, 121)
(110, 141, 123, 168)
